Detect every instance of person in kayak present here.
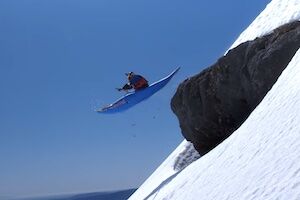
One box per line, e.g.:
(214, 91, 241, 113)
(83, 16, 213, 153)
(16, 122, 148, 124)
(117, 72, 149, 92)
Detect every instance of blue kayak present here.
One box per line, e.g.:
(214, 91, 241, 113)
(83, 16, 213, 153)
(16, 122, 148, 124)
(97, 67, 180, 114)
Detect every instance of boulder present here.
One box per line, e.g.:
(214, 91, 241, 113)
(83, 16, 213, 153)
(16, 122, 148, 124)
(171, 21, 300, 155)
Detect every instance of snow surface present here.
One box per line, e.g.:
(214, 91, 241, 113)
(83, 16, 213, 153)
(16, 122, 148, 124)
(230, 0, 300, 50)
(129, 0, 300, 199)
(128, 141, 199, 200)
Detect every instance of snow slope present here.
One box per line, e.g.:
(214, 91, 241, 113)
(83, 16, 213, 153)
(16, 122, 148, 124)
(230, 0, 300, 49)
(129, 0, 300, 199)
(128, 141, 199, 200)
(134, 47, 300, 200)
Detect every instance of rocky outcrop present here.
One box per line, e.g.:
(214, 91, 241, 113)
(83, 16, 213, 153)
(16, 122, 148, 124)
(171, 21, 300, 155)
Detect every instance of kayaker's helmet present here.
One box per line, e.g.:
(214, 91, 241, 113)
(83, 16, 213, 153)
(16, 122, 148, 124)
(125, 72, 135, 79)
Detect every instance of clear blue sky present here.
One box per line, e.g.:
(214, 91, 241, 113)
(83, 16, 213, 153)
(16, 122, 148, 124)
(0, 0, 270, 198)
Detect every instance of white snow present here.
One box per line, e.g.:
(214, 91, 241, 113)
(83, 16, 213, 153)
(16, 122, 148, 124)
(129, 0, 300, 199)
(230, 0, 300, 50)
(130, 140, 200, 200)
(134, 48, 300, 200)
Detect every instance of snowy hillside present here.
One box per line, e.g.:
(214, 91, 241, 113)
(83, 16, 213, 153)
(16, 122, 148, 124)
(129, 0, 300, 199)
(230, 0, 300, 49)
(128, 141, 199, 200)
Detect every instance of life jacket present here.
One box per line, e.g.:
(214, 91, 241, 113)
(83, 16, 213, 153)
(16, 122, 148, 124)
(129, 75, 149, 90)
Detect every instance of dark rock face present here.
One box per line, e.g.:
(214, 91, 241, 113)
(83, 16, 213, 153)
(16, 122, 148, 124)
(171, 21, 300, 155)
